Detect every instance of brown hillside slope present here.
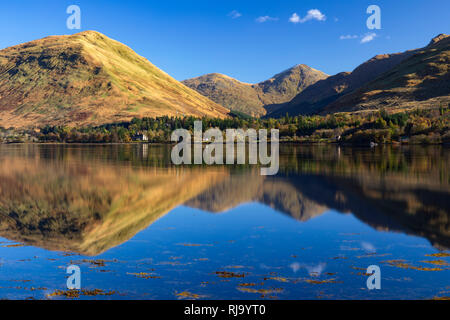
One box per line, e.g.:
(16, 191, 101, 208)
(183, 64, 328, 117)
(0, 31, 229, 128)
(324, 34, 450, 113)
(267, 37, 437, 117)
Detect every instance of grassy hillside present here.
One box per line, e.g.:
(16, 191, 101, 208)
(324, 34, 450, 114)
(0, 31, 229, 128)
(268, 35, 449, 117)
(183, 64, 328, 117)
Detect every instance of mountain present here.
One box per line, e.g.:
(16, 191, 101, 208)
(268, 34, 449, 117)
(0, 31, 229, 128)
(323, 34, 450, 113)
(182, 64, 328, 117)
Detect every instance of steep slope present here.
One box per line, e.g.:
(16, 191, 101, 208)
(0, 31, 229, 128)
(268, 38, 435, 117)
(324, 34, 450, 113)
(183, 64, 328, 117)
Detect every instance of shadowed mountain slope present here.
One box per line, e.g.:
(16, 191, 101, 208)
(269, 34, 449, 117)
(324, 34, 450, 114)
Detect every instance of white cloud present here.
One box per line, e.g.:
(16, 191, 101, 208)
(306, 9, 326, 21)
(340, 34, 358, 40)
(256, 16, 278, 23)
(289, 13, 300, 23)
(228, 10, 242, 19)
(361, 32, 377, 43)
(289, 9, 326, 24)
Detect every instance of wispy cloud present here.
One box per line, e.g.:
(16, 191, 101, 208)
(228, 10, 242, 19)
(361, 32, 377, 43)
(289, 9, 326, 24)
(255, 16, 278, 23)
(340, 33, 380, 44)
(340, 34, 358, 40)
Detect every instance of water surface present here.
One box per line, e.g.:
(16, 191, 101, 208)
(0, 144, 449, 300)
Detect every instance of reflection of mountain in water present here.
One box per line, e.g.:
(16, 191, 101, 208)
(0, 156, 227, 255)
(0, 144, 448, 255)
(185, 173, 328, 221)
(186, 171, 449, 249)
(185, 145, 450, 249)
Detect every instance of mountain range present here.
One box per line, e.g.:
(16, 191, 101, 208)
(322, 34, 450, 114)
(0, 31, 228, 128)
(187, 34, 449, 118)
(0, 31, 448, 128)
(182, 65, 327, 117)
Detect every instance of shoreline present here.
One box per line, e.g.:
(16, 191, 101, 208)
(1, 141, 449, 147)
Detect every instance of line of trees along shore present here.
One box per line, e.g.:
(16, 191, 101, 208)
(1, 107, 449, 145)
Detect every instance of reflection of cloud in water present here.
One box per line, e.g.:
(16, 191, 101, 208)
(289, 262, 301, 273)
(361, 241, 376, 253)
(289, 262, 326, 276)
(340, 245, 360, 251)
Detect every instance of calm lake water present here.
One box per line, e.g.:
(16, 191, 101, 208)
(0, 144, 449, 300)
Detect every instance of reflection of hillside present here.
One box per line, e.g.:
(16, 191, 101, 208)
(186, 170, 450, 249)
(0, 144, 448, 254)
(0, 157, 227, 255)
(301, 173, 450, 250)
(185, 172, 327, 221)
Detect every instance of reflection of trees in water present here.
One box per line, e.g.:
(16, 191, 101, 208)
(6, 144, 449, 179)
(0, 155, 228, 255)
(0, 144, 448, 255)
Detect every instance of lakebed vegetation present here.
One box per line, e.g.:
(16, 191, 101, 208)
(1, 106, 449, 145)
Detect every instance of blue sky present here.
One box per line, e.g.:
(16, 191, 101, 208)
(0, 0, 448, 83)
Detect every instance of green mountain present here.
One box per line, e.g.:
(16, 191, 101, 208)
(0, 31, 229, 128)
(269, 34, 449, 117)
(182, 64, 328, 117)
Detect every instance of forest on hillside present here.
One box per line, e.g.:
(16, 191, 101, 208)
(1, 107, 449, 145)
